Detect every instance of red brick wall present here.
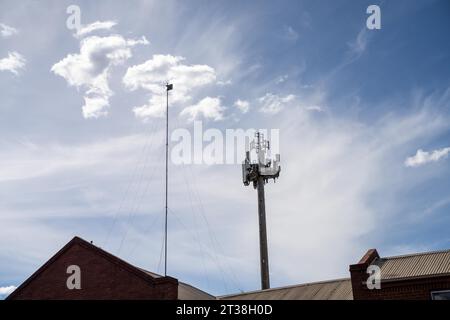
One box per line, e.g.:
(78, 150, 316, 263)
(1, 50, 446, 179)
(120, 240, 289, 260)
(8, 242, 178, 300)
(351, 275, 450, 300)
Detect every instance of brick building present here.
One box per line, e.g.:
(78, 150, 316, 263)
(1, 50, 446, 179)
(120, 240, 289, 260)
(6, 236, 450, 300)
(349, 248, 450, 300)
(6, 236, 213, 300)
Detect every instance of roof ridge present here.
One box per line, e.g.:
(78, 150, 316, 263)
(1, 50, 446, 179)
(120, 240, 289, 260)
(381, 248, 450, 260)
(218, 277, 351, 298)
(73, 237, 180, 286)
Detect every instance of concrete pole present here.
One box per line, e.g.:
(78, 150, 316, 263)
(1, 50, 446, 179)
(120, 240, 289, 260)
(257, 175, 270, 290)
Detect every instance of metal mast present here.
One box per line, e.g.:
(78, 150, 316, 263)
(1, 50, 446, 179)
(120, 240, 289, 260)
(164, 82, 173, 277)
(242, 132, 281, 290)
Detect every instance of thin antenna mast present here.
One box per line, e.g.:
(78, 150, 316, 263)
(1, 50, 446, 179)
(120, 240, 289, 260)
(242, 131, 281, 289)
(164, 82, 173, 276)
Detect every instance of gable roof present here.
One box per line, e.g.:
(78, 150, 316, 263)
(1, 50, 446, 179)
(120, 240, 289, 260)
(373, 248, 450, 281)
(7, 236, 213, 300)
(219, 278, 353, 300)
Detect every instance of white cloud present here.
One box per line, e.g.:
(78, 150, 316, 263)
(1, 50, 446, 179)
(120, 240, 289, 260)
(217, 79, 232, 86)
(276, 74, 289, 84)
(405, 147, 450, 167)
(51, 35, 148, 118)
(305, 105, 323, 112)
(180, 96, 225, 122)
(423, 197, 450, 215)
(283, 25, 299, 42)
(348, 28, 368, 57)
(0, 285, 16, 296)
(76, 21, 117, 37)
(0, 133, 164, 183)
(0, 23, 18, 38)
(123, 54, 216, 119)
(259, 93, 296, 114)
(0, 52, 26, 75)
(133, 95, 166, 119)
(234, 99, 249, 113)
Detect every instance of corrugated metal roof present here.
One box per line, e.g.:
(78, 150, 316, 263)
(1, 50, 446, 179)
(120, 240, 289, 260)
(220, 248, 450, 300)
(139, 268, 215, 300)
(373, 249, 450, 281)
(178, 282, 216, 300)
(219, 278, 353, 300)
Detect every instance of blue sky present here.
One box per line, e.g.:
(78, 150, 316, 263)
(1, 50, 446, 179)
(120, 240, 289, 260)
(1, 0, 449, 298)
